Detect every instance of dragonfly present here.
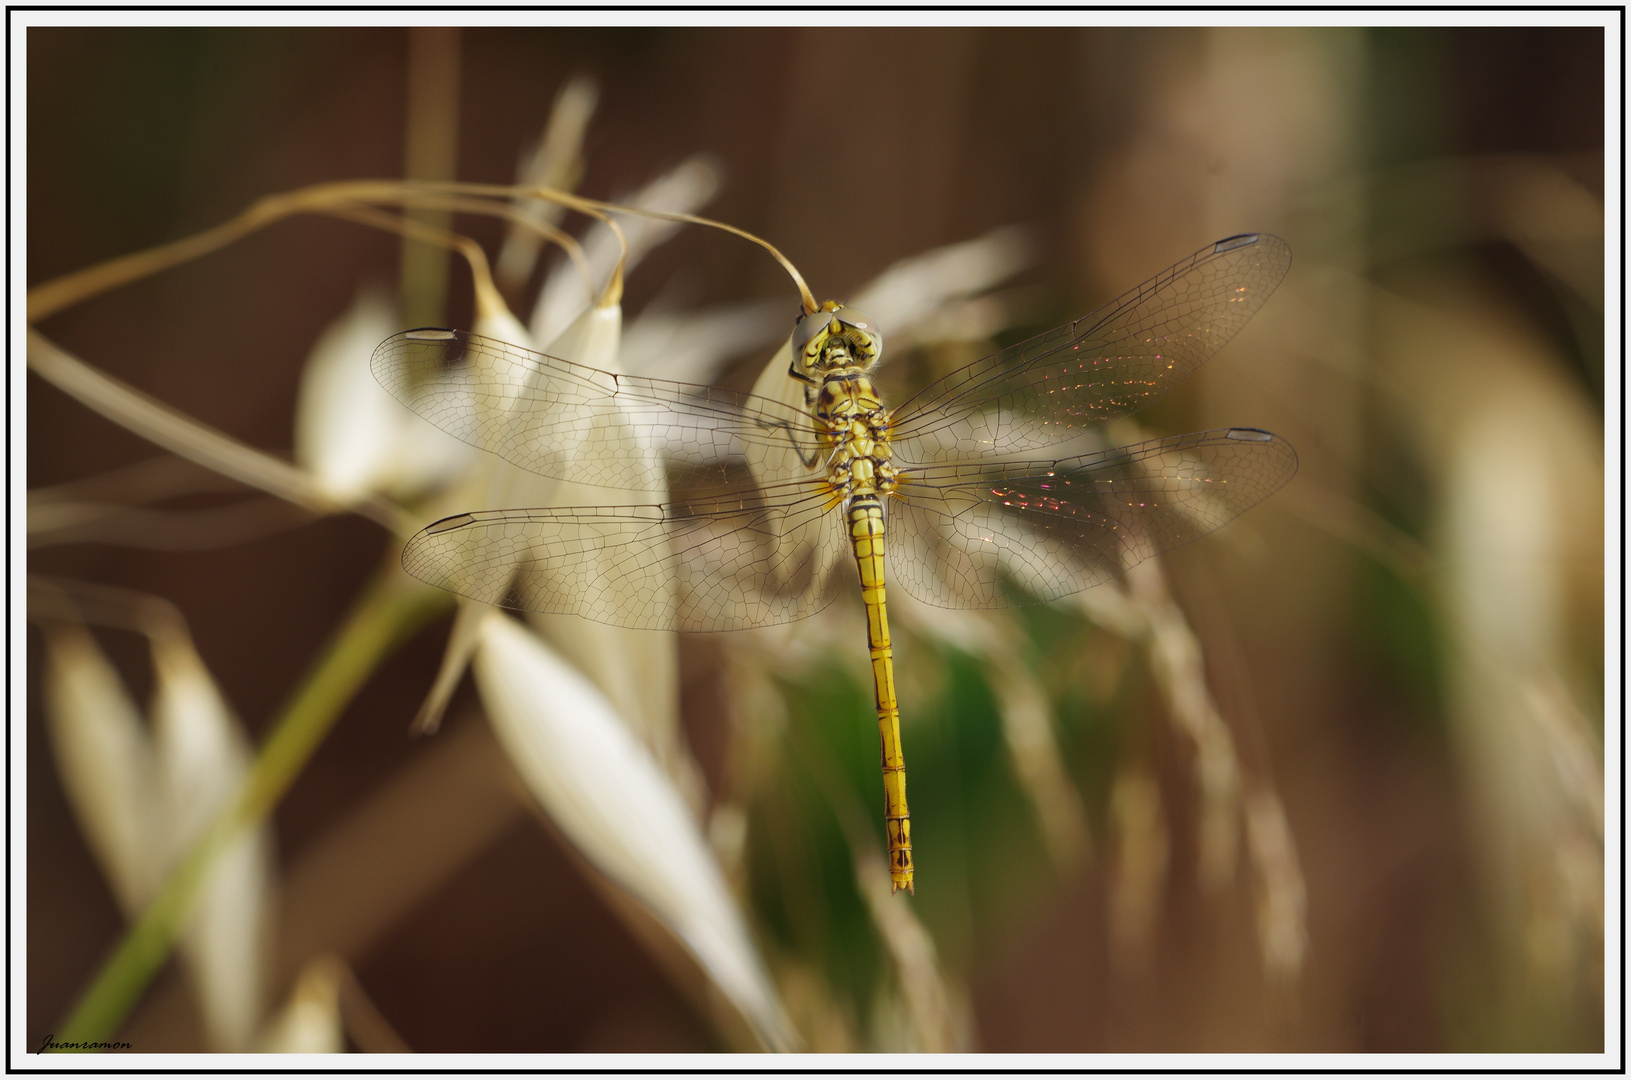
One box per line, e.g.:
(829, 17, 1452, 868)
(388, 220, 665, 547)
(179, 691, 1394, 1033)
(372, 232, 1297, 894)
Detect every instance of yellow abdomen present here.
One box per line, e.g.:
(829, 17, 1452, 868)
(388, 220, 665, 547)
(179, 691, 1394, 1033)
(848, 494, 912, 892)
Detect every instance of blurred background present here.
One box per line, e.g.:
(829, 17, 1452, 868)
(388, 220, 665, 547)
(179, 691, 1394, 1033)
(27, 25, 1606, 1054)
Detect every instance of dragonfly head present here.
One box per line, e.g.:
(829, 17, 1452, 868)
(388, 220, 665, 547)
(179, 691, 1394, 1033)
(792, 302, 884, 375)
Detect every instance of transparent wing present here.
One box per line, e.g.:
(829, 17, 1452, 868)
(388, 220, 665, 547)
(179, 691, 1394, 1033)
(401, 478, 853, 632)
(372, 329, 825, 491)
(889, 234, 1291, 463)
(888, 428, 1298, 608)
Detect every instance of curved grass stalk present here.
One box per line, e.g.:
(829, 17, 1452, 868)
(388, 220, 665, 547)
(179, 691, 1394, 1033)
(28, 575, 189, 642)
(28, 191, 595, 535)
(50, 566, 452, 1050)
(26, 330, 409, 534)
(29, 455, 310, 552)
(27, 178, 814, 325)
(504, 184, 815, 314)
(411, 193, 594, 302)
(27, 181, 585, 324)
(315, 202, 504, 321)
(29, 181, 410, 322)
(586, 201, 815, 314)
(510, 186, 629, 309)
(452, 180, 816, 314)
(30, 495, 312, 552)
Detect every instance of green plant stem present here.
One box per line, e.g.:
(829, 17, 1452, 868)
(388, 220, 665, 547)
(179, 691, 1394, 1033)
(51, 566, 453, 1050)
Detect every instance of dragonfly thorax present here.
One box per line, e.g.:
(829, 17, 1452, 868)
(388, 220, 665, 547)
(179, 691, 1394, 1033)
(790, 302, 896, 500)
(816, 372, 898, 501)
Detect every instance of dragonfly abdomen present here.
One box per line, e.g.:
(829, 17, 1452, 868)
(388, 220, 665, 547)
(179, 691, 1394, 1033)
(847, 492, 913, 893)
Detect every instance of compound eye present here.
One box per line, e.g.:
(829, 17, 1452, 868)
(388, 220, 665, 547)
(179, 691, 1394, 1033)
(835, 309, 883, 361)
(835, 309, 874, 334)
(791, 310, 827, 356)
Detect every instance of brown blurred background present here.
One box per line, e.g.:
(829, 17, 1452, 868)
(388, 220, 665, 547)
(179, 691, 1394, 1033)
(27, 25, 1606, 1053)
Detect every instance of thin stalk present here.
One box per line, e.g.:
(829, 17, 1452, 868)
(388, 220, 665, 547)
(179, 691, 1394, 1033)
(26, 181, 493, 323)
(566, 195, 813, 313)
(49, 567, 452, 1049)
(400, 27, 462, 327)
(26, 181, 425, 323)
(317, 202, 505, 322)
(27, 178, 815, 325)
(25, 331, 408, 534)
(425, 181, 813, 313)
(406, 192, 593, 300)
